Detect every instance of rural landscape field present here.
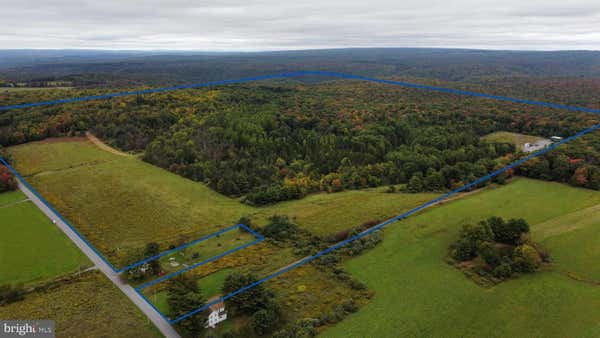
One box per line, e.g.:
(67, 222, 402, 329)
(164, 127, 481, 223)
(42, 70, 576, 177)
(326, 178, 600, 337)
(7, 138, 439, 267)
(2, 5, 600, 336)
(0, 190, 90, 284)
(0, 169, 161, 337)
(3, 99, 600, 336)
(0, 271, 163, 337)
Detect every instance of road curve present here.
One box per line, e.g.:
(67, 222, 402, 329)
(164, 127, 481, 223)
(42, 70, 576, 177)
(17, 181, 181, 338)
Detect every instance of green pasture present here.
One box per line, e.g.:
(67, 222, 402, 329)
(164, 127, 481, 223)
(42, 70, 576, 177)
(0, 191, 90, 285)
(324, 178, 600, 337)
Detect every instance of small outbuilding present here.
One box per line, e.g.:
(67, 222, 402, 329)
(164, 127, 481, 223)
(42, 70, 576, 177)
(522, 139, 552, 153)
(551, 136, 563, 142)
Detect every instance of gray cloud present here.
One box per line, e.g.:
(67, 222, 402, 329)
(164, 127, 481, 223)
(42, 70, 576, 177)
(0, 0, 599, 50)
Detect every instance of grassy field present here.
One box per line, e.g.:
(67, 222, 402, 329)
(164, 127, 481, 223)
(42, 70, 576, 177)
(482, 131, 546, 150)
(324, 178, 600, 337)
(257, 187, 435, 236)
(0, 190, 90, 285)
(197, 268, 233, 297)
(158, 229, 255, 274)
(0, 271, 161, 338)
(7, 137, 122, 176)
(11, 138, 599, 337)
(142, 240, 299, 315)
(141, 234, 370, 330)
(149, 268, 234, 315)
(8, 139, 252, 266)
(0, 190, 28, 206)
(535, 204, 600, 282)
(8, 138, 437, 266)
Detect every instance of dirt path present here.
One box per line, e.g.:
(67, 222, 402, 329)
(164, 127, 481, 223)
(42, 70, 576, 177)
(0, 198, 30, 209)
(86, 132, 132, 157)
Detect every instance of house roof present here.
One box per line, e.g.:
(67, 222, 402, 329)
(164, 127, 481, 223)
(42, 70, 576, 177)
(207, 296, 225, 312)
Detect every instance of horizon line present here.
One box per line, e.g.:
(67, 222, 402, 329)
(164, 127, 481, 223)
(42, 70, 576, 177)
(1, 46, 600, 53)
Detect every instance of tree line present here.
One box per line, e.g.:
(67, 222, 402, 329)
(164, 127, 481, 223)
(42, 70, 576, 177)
(0, 147, 17, 193)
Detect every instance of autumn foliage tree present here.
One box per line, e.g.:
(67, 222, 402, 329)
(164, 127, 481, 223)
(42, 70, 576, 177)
(3, 80, 600, 204)
(0, 165, 17, 192)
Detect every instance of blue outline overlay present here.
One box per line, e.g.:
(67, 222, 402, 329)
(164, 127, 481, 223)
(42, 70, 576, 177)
(0, 155, 262, 274)
(0, 156, 121, 272)
(1, 71, 600, 325)
(136, 231, 263, 290)
(1, 70, 600, 116)
(121, 223, 263, 273)
(168, 122, 600, 324)
(133, 287, 173, 323)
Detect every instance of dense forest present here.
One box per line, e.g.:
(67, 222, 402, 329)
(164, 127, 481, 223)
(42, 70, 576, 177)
(2, 76, 600, 204)
(2, 49, 600, 87)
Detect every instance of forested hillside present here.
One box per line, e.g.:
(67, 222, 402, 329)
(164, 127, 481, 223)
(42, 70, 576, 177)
(2, 78, 600, 204)
(2, 49, 600, 87)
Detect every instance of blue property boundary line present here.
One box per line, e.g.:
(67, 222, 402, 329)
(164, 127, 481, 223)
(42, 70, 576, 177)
(0, 151, 265, 323)
(135, 237, 265, 321)
(2, 70, 600, 116)
(136, 233, 263, 290)
(120, 223, 263, 273)
(0, 155, 121, 272)
(0, 154, 263, 274)
(0, 72, 304, 111)
(3, 71, 600, 325)
(133, 287, 172, 323)
(169, 121, 600, 324)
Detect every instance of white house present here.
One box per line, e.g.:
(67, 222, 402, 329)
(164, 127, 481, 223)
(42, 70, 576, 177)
(206, 296, 227, 328)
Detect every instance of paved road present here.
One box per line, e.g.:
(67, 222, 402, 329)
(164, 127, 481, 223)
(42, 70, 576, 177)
(18, 181, 180, 338)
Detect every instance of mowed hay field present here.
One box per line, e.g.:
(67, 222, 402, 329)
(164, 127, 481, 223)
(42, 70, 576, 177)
(0, 271, 161, 338)
(8, 138, 437, 266)
(0, 190, 90, 285)
(535, 204, 600, 282)
(324, 178, 600, 338)
(256, 186, 436, 236)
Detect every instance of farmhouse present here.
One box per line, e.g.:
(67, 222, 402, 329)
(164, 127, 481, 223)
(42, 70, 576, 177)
(206, 296, 227, 328)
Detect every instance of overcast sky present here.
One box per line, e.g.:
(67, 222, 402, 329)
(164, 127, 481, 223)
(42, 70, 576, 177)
(1, 0, 599, 51)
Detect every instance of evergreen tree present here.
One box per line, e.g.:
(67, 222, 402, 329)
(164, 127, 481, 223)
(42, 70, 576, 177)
(222, 273, 275, 314)
(167, 275, 207, 336)
(407, 172, 424, 193)
(144, 242, 161, 276)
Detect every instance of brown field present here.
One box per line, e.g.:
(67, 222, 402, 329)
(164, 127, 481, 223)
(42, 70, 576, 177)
(0, 271, 161, 338)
